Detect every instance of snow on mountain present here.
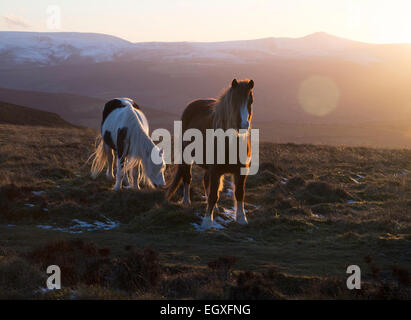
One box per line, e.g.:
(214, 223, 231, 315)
(0, 31, 133, 65)
(0, 31, 380, 66)
(122, 32, 380, 64)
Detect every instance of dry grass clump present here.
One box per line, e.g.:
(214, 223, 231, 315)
(27, 240, 163, 294)
(0, 248, 45, 299)
(111, 247, 162, 293)
(228, 270, 286, 300)
(296, 181, 351, 204)
(28, 240, 111, 287)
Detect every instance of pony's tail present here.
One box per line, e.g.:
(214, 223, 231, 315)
(90, 138, 108, 179)
(165, 165, 183, 200)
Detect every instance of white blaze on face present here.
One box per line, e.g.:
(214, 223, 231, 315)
(240, 98, 250, 130)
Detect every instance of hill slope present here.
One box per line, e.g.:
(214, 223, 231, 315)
(0, 87, 409, 148)
(0, 88, 178, 130)
(0, 101, 73, 127)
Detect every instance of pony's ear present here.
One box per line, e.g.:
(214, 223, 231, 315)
(248, 79, 254, 89)
(231, 79, 238, 88)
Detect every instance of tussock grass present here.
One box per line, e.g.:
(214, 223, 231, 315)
(0, 124, 410, 299)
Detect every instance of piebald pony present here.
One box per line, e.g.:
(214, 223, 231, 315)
(90, 98, 166, 190)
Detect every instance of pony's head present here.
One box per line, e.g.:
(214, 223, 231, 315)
(213, 78, 254, 131)
(147, 145, 166, 188)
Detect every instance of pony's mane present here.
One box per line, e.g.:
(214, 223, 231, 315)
(212, 80, 251, 130)
(212, 86, 235, 130)
(123, 108, 157, 188)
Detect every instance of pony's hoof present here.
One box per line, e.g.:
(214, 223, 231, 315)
(200, 216, 214, 229)
(113, 185, 121, 191)
(236, 215, 248, 225)
(181, 199, 191, 207)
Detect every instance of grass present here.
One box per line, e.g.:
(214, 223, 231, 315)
(0, 124, 410, 299)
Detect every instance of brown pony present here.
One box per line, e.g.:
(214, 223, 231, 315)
(166, 79, 254, 228)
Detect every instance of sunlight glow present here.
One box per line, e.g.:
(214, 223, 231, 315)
(2, 0, 411, 43)
(298, 76, 340, 117)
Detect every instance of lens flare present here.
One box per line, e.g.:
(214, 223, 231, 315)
(404, 127, 411, 139)
(298, 75, 340, 117)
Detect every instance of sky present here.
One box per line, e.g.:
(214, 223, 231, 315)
(1, 0, 411, 43)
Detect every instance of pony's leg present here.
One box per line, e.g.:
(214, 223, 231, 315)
(105, 144, 114, 180)
(132, 161, 141, 190)
(233, 172, 248, 225)
(202, 170, 222, 228)
(123, 160, 130, 187)
(113, 127, 128, 191)
(202, 171, 209, 202)
(203, 170, 219, 211)
(123, 160, 137, 189)
(113, 156, 125, 191)
(138, 161, 143, 189)
(181, 163, 192, 206)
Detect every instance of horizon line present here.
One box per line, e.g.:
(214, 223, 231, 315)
(1, 30, 411, 46)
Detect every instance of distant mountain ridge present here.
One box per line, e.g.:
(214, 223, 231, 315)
(2, 31, 409, 68)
